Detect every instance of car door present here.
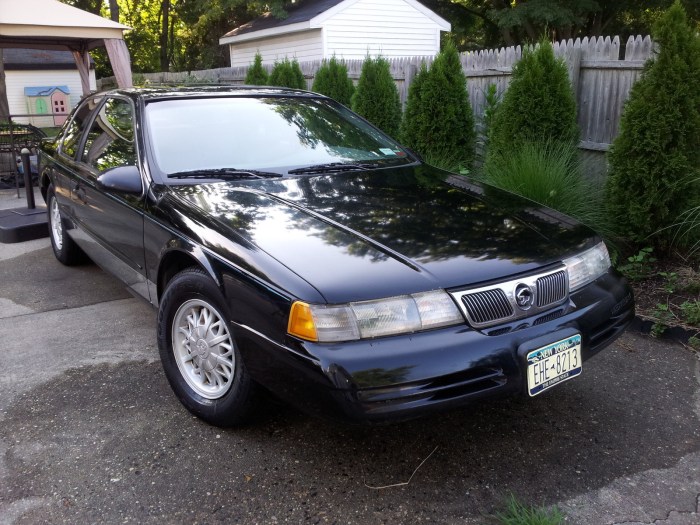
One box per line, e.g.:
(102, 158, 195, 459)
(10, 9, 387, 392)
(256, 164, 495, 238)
(49, 95, 103, 232)
(70, 96, 150, 301)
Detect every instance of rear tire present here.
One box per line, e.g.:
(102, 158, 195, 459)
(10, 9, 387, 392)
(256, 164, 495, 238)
(157, 267, 258, 427)
(47, 184, 85, 265)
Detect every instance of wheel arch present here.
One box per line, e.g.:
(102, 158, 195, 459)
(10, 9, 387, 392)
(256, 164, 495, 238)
(157, 246, 222, 304)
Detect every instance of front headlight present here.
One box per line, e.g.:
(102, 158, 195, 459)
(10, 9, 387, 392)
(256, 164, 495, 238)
(563, 241, 611, 292)
(288, 290, 463, 342)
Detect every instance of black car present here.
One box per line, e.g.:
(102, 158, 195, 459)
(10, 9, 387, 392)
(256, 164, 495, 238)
(38, 86, 634, 426)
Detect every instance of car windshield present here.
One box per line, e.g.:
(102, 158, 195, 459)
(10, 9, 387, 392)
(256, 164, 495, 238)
(144, 96, 413, 179)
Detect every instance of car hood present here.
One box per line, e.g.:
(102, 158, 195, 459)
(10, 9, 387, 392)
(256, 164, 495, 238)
(167, 165, 597, 303)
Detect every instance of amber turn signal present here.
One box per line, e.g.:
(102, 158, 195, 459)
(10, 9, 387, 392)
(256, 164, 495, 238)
(287, 301, 318, 341)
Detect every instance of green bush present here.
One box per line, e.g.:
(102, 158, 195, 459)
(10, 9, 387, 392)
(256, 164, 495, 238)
(401, 42, 475, 170)
(489, 39, 578, 156)
(268, 58, 306, 90)
(245, 52, 268, 85)
(606, 0, 700, 249)
(351, 56, 401, 137)
(479, 140, 611, 237)
(311, 56, 354, 106)
(401, 62, 429, 145)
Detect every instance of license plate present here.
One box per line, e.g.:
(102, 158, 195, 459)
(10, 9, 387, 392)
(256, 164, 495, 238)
(526, 334, 582, 396)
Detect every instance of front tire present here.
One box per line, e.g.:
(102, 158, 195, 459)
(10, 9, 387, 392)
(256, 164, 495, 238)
(47, 184, 84, 265)
(157, 268, 257, 427)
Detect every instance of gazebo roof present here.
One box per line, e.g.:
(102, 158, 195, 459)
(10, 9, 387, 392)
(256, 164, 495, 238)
(0, 0, 129, 51)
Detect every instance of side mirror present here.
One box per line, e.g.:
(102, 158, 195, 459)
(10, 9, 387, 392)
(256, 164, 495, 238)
(96, 165, 142, 194)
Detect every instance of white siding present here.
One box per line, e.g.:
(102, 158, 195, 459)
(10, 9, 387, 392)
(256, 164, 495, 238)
(322, 0, 441, 59)
(229, 29, 323, 67)
(5, 69, 97, 126)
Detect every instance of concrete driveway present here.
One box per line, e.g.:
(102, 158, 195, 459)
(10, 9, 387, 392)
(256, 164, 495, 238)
(0, 214, 698, 524)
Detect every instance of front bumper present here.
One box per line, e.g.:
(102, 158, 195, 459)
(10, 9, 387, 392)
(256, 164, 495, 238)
(236, 271, 634, 423)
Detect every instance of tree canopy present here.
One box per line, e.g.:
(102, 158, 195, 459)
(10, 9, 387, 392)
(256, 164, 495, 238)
(59, 0, 700, 75)
(421, 0, 700, 49)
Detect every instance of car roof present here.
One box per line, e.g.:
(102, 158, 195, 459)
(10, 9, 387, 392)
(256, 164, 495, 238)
(99, 85, 321, 102)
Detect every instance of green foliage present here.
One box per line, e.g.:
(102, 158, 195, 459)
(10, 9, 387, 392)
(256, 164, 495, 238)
(688, 336, 700, 349)
(351, 56, 402, 137)
(475, 82, 501, 165)
(488, 39, 578, 157)
(495, 494, 564, 525)
(651, 303, 673, 336)
(482, 83, 501, 135)
(616, 247, 657, 280)
(245, 52, 269, 85)
(680, 300, 700, 326)
(671, 203, 700, 256)
(658, 271, 679, 293)
(311, 56, 354, 106)
(400, 41, 476, 170)
(421, 0, 699, 50)
(605, 1, 700, 249)
(268, 58, 306, 90)
(479, 140, 610, 237)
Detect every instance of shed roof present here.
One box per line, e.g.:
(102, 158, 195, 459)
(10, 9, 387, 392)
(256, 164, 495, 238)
(221, 0, 345, 39)
(220, 0, 449, 46)
(2, 48, 94, 70)
(24, 85, 70, 96)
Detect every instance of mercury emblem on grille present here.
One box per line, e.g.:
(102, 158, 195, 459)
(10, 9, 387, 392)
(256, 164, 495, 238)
(514, 283, 534, 310)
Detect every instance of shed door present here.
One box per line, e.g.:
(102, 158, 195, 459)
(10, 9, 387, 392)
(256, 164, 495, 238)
(51, 92, 69, 126)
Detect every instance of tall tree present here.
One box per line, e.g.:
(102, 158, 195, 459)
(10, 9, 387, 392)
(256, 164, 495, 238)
(401, 41, 476, 169)
(160, 0, 171, 72)
(351, 56, 402, 137)
(605, 0, 700, 248)
(311, 56, 354, 106)
(488, 38, 578, 156)
(109, 0, 119, 22)
(245, 52, 269, 85)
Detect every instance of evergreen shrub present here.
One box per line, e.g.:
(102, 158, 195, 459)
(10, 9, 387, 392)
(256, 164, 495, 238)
(311, 56, 354, 106)
(488, 39, 578, 156)
(351, 56, 401, 137)
(268, 58, 306, 90)
(605, 0, 700, 248)
(401, 41, 475, 170)
(245, 52, 268, 85)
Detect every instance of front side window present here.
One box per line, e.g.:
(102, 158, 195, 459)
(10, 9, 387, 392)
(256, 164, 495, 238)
(82, 97, 136, 172)
(59, 96, 102, 159)
(144, 96, 411, 178)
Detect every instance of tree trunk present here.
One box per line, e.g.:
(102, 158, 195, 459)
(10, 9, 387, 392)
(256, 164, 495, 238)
(0, 49, 10, 123)
(109, 0, 119, 22)
(159, 0, 170, 72)
(490, 0, 515, 46)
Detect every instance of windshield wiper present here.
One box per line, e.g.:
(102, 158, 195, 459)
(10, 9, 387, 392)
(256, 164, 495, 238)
(167, 168, 283, 180)
(287, 162, 377, 175)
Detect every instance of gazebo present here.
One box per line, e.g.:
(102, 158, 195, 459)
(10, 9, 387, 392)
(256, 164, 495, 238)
(0, 0, 132, 118)
(0, 0, 132, 243)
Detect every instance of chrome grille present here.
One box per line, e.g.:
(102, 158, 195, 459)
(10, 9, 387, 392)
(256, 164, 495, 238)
(450, 266, 569, 329)
(536, 271, 567, 307)
(461, 289, 514, 325)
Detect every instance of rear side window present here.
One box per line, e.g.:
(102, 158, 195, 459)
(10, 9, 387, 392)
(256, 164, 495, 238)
(82, 97, 136, 172)
(59, 96, 102, 159)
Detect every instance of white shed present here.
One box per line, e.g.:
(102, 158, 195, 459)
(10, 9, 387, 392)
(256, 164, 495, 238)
(220, 0, 451, 68)
(2, 48, 96, 125)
